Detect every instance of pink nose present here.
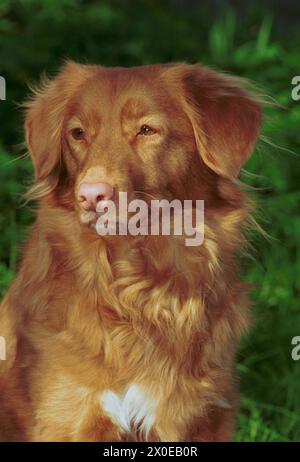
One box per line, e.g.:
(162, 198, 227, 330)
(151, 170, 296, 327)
(78, 182, 114, 211)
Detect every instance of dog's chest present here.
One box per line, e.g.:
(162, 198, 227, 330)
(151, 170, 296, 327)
(100, 384, 157, 440)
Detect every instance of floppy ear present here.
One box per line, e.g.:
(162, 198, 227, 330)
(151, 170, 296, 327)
(25, 61, 90, 181)
(164, 64, 262, 178)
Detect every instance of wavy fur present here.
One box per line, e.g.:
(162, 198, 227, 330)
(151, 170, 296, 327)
(0, 62, 261, 442)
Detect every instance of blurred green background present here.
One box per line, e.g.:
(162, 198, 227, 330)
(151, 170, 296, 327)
(0, 0, 299, 441)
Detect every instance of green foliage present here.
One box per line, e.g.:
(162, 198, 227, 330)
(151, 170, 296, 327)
(0, 0, 299, 441)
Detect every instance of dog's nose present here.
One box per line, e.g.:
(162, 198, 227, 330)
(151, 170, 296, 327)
(78, 182, 114, 211)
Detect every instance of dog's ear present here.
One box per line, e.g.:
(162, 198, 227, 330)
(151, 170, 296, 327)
(25, 61, 90, 181)
(163, 64, 262, 178)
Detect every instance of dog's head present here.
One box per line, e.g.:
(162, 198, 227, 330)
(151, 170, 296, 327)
(25, 61, 261, 232)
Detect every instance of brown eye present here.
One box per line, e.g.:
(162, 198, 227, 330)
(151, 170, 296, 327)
(71, 127, 85, 140)
(137, 124, 156, 136)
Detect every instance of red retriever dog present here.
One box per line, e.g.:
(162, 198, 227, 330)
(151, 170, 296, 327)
(0, 62, 261, 441)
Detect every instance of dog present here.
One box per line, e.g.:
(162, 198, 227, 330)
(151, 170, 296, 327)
(0, 61, 261, 441)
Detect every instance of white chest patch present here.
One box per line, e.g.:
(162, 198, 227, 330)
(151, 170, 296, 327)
(100, 384, 156, 439)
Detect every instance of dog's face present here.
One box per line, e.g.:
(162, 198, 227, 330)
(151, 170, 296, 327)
(25, 62, 261, 230)
(62, 65, 201, 226)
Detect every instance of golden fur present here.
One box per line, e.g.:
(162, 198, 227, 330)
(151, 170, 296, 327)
(0, 62, 261, 441)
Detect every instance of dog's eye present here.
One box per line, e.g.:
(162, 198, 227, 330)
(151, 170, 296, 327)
(137, 125, 156, 136)
(71, 127, 85, 141)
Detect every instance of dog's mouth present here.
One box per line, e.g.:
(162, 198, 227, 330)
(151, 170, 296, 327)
(79, 211, 97, 228)
(79, 209, 131, 236)
(78, 194, 205, 247)
(78, 192, 151, 234)
(79, 210, 117, 230)
(78, 191, 187, 238)
(79, 210, 98, 227)
(79, 205, 149, 236)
